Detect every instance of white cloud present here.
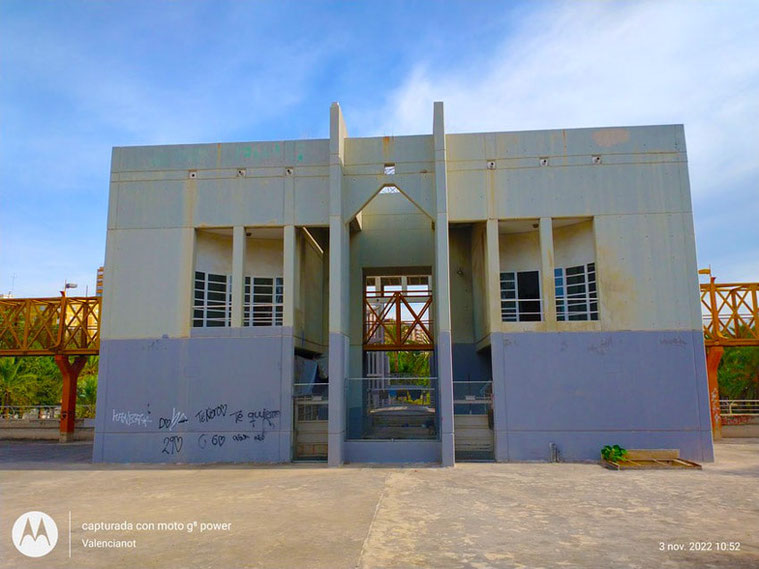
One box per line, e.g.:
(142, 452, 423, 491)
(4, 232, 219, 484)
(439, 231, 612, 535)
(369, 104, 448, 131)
(362, 1, 759, 199)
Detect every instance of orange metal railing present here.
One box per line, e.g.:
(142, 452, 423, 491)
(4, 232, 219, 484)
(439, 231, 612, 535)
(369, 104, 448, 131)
(0, 296, 101, 356)
(700, 281, 759, 347)
(364, 291, 434, 351)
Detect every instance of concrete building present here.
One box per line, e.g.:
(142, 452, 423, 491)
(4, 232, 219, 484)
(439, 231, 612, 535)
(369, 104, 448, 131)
(93, 102, 714, 465)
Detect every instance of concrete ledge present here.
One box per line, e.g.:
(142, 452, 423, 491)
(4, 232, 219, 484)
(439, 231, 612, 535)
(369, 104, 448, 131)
(344, 440, 441, 463)
(0, 423, 94, 441)
(723, 424, 759, 438)
(505, 429, 713, 462)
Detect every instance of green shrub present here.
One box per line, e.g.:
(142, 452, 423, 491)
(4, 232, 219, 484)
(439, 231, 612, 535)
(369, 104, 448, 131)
(601, 444, 628, 462)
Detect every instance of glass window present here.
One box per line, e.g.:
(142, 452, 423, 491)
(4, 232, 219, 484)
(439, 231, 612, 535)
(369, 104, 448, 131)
(554, 262, 598, 321)
(193, 271, 231, 327)
(500, 270, 542, 322)
(244, 276, 284, 326)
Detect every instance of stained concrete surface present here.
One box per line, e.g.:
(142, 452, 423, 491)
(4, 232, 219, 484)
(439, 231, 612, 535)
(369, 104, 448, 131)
(0, 439, 757, 568)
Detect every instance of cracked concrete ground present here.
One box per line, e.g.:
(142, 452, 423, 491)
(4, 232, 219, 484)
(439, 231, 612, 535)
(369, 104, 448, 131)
(0, 439, 757, 568)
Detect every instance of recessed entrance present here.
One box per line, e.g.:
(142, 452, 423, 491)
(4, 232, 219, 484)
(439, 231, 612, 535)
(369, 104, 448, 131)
(347, 273, 438, 440)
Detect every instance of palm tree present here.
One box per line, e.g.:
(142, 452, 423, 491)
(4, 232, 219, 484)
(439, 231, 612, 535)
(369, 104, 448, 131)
(0, 358, 37, 417)
(77, 375, 98, 418)
(719, 346, 759, 400)
(81, 355, 99, 378)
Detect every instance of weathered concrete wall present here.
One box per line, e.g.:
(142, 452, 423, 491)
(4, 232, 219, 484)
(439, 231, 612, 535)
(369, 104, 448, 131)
(93, 329, 293, 463)
(491, 330, 713, 462)
(449, 227, 474, 345)
(499, 226, 541, 273)
(470, 223, 488, 345)
(295, 229, 325, 351)
(553, 219, 595, 269)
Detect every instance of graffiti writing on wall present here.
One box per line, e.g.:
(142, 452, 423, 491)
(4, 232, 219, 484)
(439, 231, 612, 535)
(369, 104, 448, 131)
(159, 408, 188, 431)
(148, 402, 281, 454)
(195, 403, 229, 423)
(162, 435, 183, 455)
(112, 405, 152, 427)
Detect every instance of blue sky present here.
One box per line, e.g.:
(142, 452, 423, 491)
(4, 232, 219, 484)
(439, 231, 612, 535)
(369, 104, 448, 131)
(1, 0, 757, 297)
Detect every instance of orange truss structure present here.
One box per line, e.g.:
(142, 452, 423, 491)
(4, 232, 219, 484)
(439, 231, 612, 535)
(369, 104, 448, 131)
(699, 273, 759, 439)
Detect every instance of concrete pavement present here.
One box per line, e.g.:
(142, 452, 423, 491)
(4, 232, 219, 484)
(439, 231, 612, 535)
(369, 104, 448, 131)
(1, 439, 757, 568)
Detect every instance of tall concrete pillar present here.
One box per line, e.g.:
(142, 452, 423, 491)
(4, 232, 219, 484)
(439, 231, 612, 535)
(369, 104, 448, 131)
(283, 225, 296, 328)
(231, 226, 246, 328)
(328, 102, 349, 466)
(433, 101, 455, 466)
(486, 219, 509, 461)
(176, 227, 196, 336)
(279, 224, 297, 461)
(539, 217, 556, 324)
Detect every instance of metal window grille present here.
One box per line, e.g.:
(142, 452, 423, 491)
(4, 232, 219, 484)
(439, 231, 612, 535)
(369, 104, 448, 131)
(555, 262, 598, 321)
(193, 271, 232, 327)
(500, 270, 542, 322)
(244, 276, 284, 326)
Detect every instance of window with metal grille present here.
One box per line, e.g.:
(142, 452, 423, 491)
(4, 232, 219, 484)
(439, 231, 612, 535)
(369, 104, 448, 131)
(554, 263, 598, 321)
(193, 271, 232, 327)
(500, 270, 542, 322)
(244, 276, 283, 326)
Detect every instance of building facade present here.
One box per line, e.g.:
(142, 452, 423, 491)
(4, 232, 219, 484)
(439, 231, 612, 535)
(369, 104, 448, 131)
(93, 102, 714, 465)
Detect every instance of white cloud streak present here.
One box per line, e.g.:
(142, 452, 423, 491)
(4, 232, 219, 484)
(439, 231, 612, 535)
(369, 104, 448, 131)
(361, 1, 758, 199)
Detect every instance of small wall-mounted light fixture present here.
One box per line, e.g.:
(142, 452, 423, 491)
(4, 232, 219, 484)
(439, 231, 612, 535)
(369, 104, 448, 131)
(486, 160, 496, 170)
(384, 163, 396, 175)
(592, 155, 602, 165)
(285, 167, 294, 176)
(237, 168, 247, 177)
(456, 267, 465, 276)
(188, 170, 197, 179)
(539, 157, 549, 167)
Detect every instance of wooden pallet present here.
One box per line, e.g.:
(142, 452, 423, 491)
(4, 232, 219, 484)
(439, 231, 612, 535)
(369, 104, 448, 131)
(602, 449, 702, 470)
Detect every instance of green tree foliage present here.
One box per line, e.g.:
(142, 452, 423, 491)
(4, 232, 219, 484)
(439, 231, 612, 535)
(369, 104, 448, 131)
(388, 351, 431, 382)
(0, 355, 100, 411)
(718, 346, 759, 400)
(0, 358, 38, 408)
(16, 356, 62, 405)
(77, 356, 99, 417)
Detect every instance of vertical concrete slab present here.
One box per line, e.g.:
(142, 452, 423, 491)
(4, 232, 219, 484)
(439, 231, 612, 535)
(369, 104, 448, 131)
(328, 102, 349, 466)
(434, 101, 455, 466)
(283, 225, 296, 328)
(279, 328, 294, 461)
(485, 220, 501, 334)
(176, 227, 196, 338)
(539, 217, 557, 324)
(490, 333, 509, 461)
(231, 226, 246, 328)
(280, 226, 297, 460)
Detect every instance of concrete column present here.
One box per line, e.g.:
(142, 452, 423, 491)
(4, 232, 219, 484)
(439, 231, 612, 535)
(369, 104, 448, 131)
(433, 101, 455, 466)
(328, 102, 349, 466)
(283, 225, 296, 328)
(231, 226, 246, 327)
(539, 217, 556, 325)
(279, 224, 297, 461)
(485, 220, 501, 334)
(176, 227, 196, 336)
(485, 219, 508, 460)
